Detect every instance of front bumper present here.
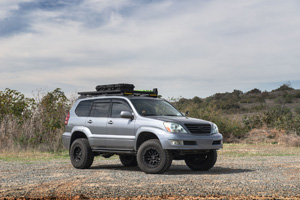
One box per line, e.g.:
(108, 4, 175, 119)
(160, 132, 223, 150)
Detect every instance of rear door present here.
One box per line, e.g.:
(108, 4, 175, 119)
(85, 99, 111, 148)
(106, 99, 135, 150)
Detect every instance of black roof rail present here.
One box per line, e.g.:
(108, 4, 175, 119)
(78, 84, 158, 98)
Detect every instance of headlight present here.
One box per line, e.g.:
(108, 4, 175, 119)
(211, 123, 219, 134)
(164, 122, 187, 133)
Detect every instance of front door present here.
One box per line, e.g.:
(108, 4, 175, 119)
(106, 100, 135, 150)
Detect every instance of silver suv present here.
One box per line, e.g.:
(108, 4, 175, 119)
(62, 84, 223, 174)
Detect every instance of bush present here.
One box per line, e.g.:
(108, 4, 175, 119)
(294, 106, 300, 114)
(240, 96, 265, 104)
(242, 106, 300, 136)
(275, 92, 293, 104)
(177, 100, 247, 139)
(0, 88, 35, 121)
(272, 83, 294, 92)
(246, 88, 261, 94)
(243, 114, 264, 130)
(280, 134, 300, 147)
(0, 88, 69, 152)
(294, 92, 300, 98)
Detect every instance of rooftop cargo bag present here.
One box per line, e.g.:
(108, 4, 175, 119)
(95, 84, 134, 93)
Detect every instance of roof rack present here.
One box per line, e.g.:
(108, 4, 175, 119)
(78, 84, 158, 98)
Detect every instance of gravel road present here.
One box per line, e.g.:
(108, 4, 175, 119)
(0, 155, 300, 199)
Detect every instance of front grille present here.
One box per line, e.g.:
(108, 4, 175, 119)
(184, 123, 211, 134)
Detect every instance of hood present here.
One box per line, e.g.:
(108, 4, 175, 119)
(149, 116, 212, 125)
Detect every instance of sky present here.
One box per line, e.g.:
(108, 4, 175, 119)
(0, 0, 300, 99)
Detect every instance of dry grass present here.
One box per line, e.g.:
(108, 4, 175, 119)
(220, 143, 300, 157)
(241, 127, 300, 147)
(0, 113, 65, 152)
(280, 134, 300, 147)
(0, 150, 68, 161)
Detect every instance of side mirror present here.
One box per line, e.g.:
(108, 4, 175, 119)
(120, 111, 134, 119)
(185, 111, 190, 117)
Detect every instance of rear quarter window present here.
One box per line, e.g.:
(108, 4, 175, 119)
(75, 100, 93, 117)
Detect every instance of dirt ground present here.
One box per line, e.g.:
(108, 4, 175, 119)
(0, 145, 300, 200)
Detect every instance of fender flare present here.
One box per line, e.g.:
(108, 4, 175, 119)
(134, 126, 170, 150)
(69, 126, 93, 148)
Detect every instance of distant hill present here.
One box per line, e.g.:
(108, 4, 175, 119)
(174, 83, 300, 114)
(171, 83, 300, 146)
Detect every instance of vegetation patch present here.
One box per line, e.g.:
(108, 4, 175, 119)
(171, 83, 300, 144)
(1, 83, 300, 152)
(0, 88, 70, 152)
(0, 150, 69, 162)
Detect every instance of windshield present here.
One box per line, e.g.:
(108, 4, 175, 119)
(130, 99, 183, 117)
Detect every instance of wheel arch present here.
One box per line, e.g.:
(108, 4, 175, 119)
(135, 126, 170, 151)
(70, 131, 88, 149)
(135, 131, 159, 151)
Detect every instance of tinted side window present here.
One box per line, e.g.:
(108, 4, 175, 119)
(111, 102, 132, 118)
(75, 100, 93, 117)
(90, 102, 110, 117)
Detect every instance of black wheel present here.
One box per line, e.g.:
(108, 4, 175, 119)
(70, 138, 94, 169)
(137, 139, 172, 174)
(184, 150, 217, 171)
(119, 155, 138, 166)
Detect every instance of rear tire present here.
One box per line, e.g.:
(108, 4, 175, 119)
(184, 150, 217, 171)
(119, 155, 138, 166)
(137, 139, 172, 174)
(70, 138, 94, 169)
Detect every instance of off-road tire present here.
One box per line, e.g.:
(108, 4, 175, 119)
(184, 150, 217, 171)
(137, 139, 172, 174)
(119, 155, 138, 166)
(70, 138, 94, 169)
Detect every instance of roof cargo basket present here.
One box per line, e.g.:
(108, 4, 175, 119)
(78, 83, 158, 98)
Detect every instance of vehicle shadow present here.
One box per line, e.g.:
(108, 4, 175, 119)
(165, 165, 254, 175)
(90, 164, 139, 171)
(89, 164, 254, 175)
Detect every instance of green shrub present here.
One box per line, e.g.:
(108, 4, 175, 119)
(0, 88, 69, 152)
(294, 92, 300, 98)
(178, 101, 247, 139)
(242, 106, 300, 135)
(242, 114, 264, 130)
(294, 106, 300, 114)
(0, 88, 35, 121)
(275, 92, 293, 104)
(246, 88, 261, 94)
(272, 83, 294, 92)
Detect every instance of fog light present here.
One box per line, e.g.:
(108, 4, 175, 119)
(170, 140, 184, 145)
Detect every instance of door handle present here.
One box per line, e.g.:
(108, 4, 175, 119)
(108, 120, 113, 125)
(87, 120, 93, 124)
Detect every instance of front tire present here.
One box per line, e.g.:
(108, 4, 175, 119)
(184, 150, 217, 171)
(119, 155, 138, 166)
(70, 138, 94, 169)
(137, 139, 172, 174)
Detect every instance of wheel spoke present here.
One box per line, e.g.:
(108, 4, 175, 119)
(73, 147, 82, 162)
(144, 148, 160, 167)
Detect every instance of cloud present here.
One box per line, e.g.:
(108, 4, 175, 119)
(0, 0, 83, 36)
(0, 0, 300, 98)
